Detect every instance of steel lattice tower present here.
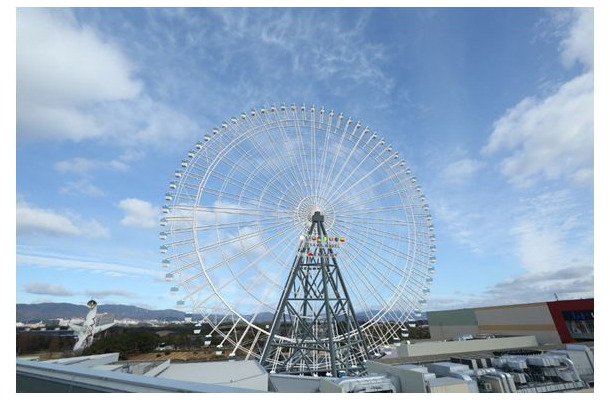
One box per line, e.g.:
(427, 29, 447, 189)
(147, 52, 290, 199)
(260, 212, 369, 376)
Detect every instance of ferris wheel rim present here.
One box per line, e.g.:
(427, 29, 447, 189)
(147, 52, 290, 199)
(161, 103, 436, 359)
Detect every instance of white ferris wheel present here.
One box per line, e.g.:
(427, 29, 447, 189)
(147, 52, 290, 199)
(160, 103, 436, 369)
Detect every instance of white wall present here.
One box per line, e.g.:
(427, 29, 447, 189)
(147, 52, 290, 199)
(397, 336, 539, 358)
(475, 304, 562, 344)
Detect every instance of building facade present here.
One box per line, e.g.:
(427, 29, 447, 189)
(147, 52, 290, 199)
(428, 298, 593, 345)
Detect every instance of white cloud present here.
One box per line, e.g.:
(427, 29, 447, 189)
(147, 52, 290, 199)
(482, 9, 593, 188)
(510, 190, 592, 273)
(428, 265, 593, 311)
(512, 221, 565, 273)
(16, 200, 109, 238)
(17, 9, 141, 141)
(204, 9, 393, 92)
(483, 71, 592, 188)
(442, 158, 484, 183)
(25, 282, 76, 296)
(85, 289, 137, 299)
(17, 202, 80, 236)
(17, 252, 158, 278)
(17, 9, 200, 150)
(82, 219, 111, 239)
(481, 265, 593, 305)
(560, 8, 593, 68)
(118, 198, 158, 228)
(433, 201, 483, 254)
(22, 283, 137, 300)
(429, 187, 593, 310)
(59, 179, 106, 197)
(97, 97, 200, 149)
(55, 157, 130, 176)
(226, 226, 268, 257)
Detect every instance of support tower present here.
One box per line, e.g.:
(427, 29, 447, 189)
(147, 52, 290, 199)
(260, 212, 369, 376)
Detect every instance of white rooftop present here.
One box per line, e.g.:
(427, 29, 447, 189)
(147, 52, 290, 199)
(156, 359, 268, 391)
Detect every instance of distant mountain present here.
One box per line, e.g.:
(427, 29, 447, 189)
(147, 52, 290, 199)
(97, 304, 185, 321)
(16, 302, 185, 323)
(244, 312, 275, 324)
(16, 303, 427, 323)
(17, 302, 87, 322)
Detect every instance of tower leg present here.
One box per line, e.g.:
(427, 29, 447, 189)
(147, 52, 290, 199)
(259, 212, 369, 376)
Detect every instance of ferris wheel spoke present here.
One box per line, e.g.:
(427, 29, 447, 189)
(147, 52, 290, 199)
(340, 224, 431, 292)
(194, 219, 295, 262)
(217, 152, 292, 210)
(325, 152, 400, 202)
(202, 165, 292, 207)
(183, 166, 281, 206)
(263, 109, 310, 197)
(333, 218, 415, 245)
(332, 220, 409, 277)
(188, 145, 277, 195)
(336, 204, 425, 216)
(337, 268, 415, 339)
(168, 220, 310, 281)
(289, 106, 315, 198)
(171, 204, 294, 220)
(228, 122, 309, 203)
(318, 113, 347, 196)
(196, 187, 295, 215)
(329, 254, 383, 326)
(190, 149, 271, 192)
(317, 108, 334, 205)
(192, 204, 292, 219)
(188, 146, 299, 209)
(178, 216, 292, 235)
(185, 222, 297, 293)
(239, 113, 280, 154)
(250, 167, 305, 212)
(336, 249, 395, 318)
(331, 170, 412, 206)
(192, 205, 284, 217)
(344, 223, 431, 275)
(214, 230, 295, 305)
(166, 258, 201, 276)
(334, 221, 413, 272)
(340, 240, 409, 304)
(335, 214, 425, 227)
(258, 113, 311, 201)
(334, 186, 417, 211)
(238, 237, 297, 316)
(309, 106, 320, 201)
(320, 129, 383, 201)
(278, 108, 315, 199)
(330, 228, 399, 312)
(318, 115, 359, 198)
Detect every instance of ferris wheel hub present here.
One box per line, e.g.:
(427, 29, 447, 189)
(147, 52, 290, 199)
(295, 195, 335, 230)
(312, 211, 324, 222)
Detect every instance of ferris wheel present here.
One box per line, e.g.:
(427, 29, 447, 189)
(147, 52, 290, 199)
(160, 103, 436, 366)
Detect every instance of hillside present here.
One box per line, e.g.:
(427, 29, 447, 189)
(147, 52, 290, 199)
(16, 303, 185, 323)
(16, 303, 425, 324)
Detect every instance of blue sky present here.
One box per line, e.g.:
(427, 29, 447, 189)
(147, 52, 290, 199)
(14, 7, 598, 313)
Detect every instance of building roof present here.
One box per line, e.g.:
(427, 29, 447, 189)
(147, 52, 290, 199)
(156, 359, 268, 391)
